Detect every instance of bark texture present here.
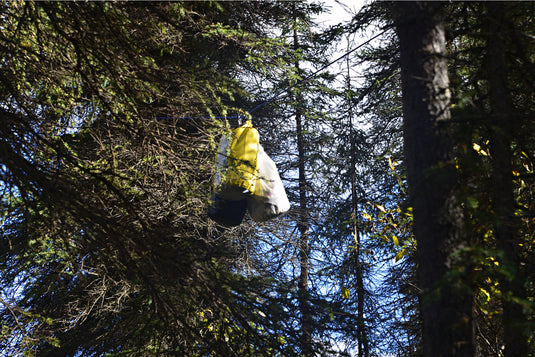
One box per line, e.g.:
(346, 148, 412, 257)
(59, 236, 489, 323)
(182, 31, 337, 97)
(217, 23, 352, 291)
(395, 2, 474, 356)
(486, 3, 528, 356)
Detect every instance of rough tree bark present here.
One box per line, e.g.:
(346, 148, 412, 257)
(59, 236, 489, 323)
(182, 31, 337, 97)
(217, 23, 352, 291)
(485, 3, 529, 356)
(395, 2, 474, 356)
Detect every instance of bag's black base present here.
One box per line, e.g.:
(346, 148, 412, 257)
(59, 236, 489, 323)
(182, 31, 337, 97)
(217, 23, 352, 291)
(208, 193, 247, 227)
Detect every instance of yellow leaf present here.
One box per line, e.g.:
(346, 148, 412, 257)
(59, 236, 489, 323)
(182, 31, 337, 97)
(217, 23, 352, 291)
(374, 203, 386, 213)
(362, 212, 372, 221)
(342, 287, 350, 299)
(392, 234, 399, 247)
(479, 288, 490, 302)
(473, 142, 489, 156)
(388, 157, 397, 171)
(395, 249, 406, 262)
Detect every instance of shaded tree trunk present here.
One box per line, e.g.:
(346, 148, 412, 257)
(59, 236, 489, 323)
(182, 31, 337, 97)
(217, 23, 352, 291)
(293, 10, 312, 356)
(485, 3, 528, 356)
(395, 2, 474, 356)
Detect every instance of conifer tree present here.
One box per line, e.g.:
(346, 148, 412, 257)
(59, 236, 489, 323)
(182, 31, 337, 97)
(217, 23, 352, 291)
(0, 2, 307, 355)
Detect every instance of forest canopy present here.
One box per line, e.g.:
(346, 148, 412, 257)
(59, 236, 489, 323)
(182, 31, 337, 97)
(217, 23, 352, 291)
(1, 1, 534, 356)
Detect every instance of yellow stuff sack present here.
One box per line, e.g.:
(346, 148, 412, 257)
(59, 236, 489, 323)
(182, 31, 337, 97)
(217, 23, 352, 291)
(213, 120, 259, 200)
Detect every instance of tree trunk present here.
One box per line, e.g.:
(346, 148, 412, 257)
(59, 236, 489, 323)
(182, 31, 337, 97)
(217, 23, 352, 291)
(347, 46, 369, 357)
(293, 11, 313, 356)
(296, 106, 312, 357)
(485, 3, 528, 356)
(395, 2, 474, 356)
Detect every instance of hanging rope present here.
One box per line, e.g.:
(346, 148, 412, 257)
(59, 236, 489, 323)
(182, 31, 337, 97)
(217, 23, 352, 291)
(247, 29, 387, 115)
(154, 115, 242, 121)
(155, 29, 387, 122)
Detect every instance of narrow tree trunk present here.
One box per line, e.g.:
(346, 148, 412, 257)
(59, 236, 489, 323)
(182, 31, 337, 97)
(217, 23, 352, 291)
(485, 3, 528, 356)
(347, 45, 369, 357)
(293, 11, 312, 356)
(395, 2, 474, 356)
(296, 107, 312, 357)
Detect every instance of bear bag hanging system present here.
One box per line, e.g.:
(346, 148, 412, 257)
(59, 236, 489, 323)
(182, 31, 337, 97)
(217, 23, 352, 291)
(208, 120, 290, 227)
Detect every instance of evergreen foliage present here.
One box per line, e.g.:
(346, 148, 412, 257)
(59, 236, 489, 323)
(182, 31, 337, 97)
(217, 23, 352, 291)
(1, 1, 534, 356)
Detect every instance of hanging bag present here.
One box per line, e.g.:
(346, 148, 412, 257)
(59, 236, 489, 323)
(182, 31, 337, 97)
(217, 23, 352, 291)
(247, 145, 290, 222)
(213, 120, 259, 200)
(209, 121, 289, 225)
(207, 192, 247, 227)
(209, 120, 259, 226)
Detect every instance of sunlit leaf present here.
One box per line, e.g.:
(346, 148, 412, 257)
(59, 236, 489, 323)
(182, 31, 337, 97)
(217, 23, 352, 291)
(342, 287, 350, 299)
(472, 142, 489, 156)
(388, 156, 397, 171)
(479, 287, 490, 303)
(395, 249, 406, 262)
(374, 203, 386, 213)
